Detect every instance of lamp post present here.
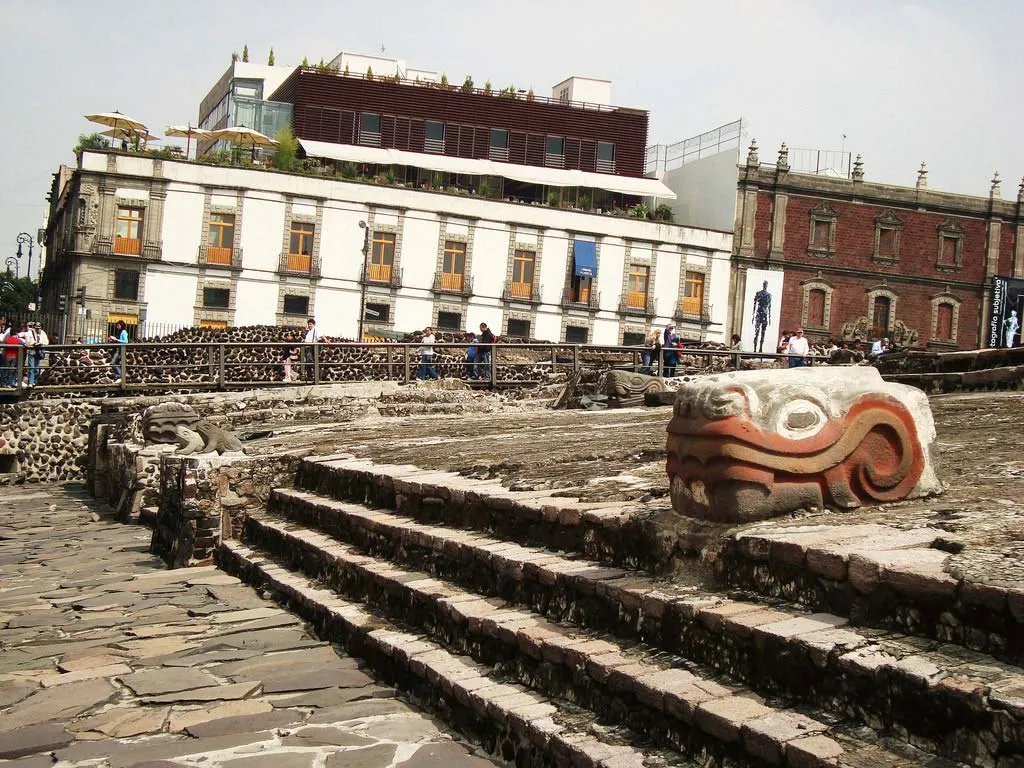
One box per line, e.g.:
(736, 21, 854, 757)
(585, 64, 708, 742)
(15, 232, 34, 280)
(356, 220, 370, 341)
(4, 256, 19, 277)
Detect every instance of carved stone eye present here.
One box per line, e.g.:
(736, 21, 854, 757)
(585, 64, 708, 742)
(787, 410, 818, 430)
(775, 399, 827, 438)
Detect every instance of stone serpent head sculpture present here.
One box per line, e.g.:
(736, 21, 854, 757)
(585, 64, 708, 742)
(603, 371, 667, 408)
(666, 367, 940, 522)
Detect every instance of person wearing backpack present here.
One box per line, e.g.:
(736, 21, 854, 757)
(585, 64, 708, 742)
(21, 322, 48, 387)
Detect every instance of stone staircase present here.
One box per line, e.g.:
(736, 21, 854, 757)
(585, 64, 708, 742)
(217, 456, 1024, 768)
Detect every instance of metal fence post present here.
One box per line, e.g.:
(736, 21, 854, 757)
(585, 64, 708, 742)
(217, 344, 226, 389)
(403, 344, 411, 384)
(15, 348, 24, 395)
(313, 343, 321, 385)
(489, 343, 497, 387)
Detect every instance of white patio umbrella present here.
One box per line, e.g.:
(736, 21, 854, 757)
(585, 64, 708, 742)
(206, 126, 276, 161)
(85, 111, 148, 140)
(100, 128, 160, 147)
(165, 125, 210, 158)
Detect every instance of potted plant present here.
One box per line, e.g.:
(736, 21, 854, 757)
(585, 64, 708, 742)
(462, 75, 474, 93)
(483, 80, 492, 95)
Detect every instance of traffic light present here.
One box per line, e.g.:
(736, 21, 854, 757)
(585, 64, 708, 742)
(58, 295, 67, 313)
(75, 286, 86, 308)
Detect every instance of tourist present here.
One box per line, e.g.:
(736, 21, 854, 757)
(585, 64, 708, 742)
(2, 332, 23, 387)
(107, 320, 128, 383)
(281, 344, 300, 383)
(824, 338, 839, 355)
(302, 318, 318, 381)
(0, 315, 10, 342)
(729, 333, 742, 369)
(787, 327, 810, 368)
(870, 337, 890, 357)
(416, 326, 439, 380)
(662, 323, 680, 377)
(477, 322, 495, 380)
(640, 328, 661, 375)
(20, 322, 48, 387)
(465, 332, 479, 379)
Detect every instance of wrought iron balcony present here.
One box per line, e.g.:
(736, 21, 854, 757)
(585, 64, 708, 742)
(674, 301, 714, 325)
(361, 262, 402, 288)
(432, 272, 473, 296)
(560, 288, 601, 311)
(619, 292, 657, 317)
(92, 237, 162, 261)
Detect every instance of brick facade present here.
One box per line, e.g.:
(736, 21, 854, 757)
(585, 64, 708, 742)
(732, 146, 1024, 350)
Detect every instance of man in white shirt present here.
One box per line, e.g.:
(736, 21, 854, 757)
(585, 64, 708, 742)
(416, 326, 439, 380)
(302, 318, 318, 380)
(870, 337, 890, 357)
(786, 327, 810, 368)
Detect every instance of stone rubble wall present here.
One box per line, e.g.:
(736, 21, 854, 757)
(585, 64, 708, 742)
(877, 346, 1024, 393)
(0, 399, 100, 483)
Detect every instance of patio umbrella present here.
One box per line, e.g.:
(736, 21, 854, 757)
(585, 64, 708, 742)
(206, 126, 277, 161)
(85, 111, 147, 139)
(165, 125, 210, 159)
(100, 128, 160, 148)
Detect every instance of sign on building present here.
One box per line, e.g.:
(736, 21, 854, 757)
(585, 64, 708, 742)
(988, 276, 1024, 348)
(740, 268, 786, 354)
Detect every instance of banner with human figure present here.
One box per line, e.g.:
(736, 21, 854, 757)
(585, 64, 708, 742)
(988, 276, 1024, 348)
(740, 269, 785, 354)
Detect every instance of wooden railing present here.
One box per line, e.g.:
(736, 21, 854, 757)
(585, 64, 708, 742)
(113, 237, 141, 256)
(626, 291, 648, 309)
(287, 253, 311, 273)
(438, 272, 463, 291)
(366, 262, 393, 283)
(206, 246, 233, 265)
(509, 282, 532, 299)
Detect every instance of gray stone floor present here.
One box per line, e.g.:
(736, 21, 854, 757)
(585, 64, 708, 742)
(0, 487, 496, 767)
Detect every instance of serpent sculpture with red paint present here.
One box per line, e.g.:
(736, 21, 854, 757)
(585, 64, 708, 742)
(666, 367, 941, 522)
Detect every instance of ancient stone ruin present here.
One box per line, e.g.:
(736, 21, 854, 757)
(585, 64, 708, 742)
(141, 402, 243, 456)
(666, 366, 941, 521)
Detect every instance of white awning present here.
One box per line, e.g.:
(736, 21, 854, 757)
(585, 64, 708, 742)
(299, 139, 676, 199)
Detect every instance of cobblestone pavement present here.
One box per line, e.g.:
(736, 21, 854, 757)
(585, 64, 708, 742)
(0, 486, 496, 767)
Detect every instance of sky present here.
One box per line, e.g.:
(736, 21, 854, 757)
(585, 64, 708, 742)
(1, 0, 1022, 279)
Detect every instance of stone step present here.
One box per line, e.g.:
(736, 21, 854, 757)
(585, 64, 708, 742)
(264, 489, 1024, 767)
(716, 524, 1024, 663)
(294, 456, 691, 573)
(218, 538, 925, 768)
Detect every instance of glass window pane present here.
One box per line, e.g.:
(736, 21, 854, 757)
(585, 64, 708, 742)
(490, 129, 508, 149)
(597, 142, 615, 161)
(546, 136, 564, 155)
(361, 113, 381, 132)
(426, 121, 444, 140)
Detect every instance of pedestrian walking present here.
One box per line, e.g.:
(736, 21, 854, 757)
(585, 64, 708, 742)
(477, 322, 495, 381)
(416, 327, 439, 380)
(302, 318, 318, 380)
(465, 332, 479, 379)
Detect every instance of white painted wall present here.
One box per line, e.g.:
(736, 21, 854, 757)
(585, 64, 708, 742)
(398, 214, 439, 291)
(238, 193, 285, 272)
(161, 185, 204, 264)
(653, 248, 681, 318)
(234, 278, 279, 326)
(661, 150, 739, 232)
(596, 239, 626, 312)
(145, 270, 197, 326)
(470, 223, 510, 301)
(550, 77, 612, 105)
(313, 283, 361, 338)
(319, 205, 366, 281)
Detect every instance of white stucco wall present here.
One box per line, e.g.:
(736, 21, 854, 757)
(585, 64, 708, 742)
(144, 270, 197, 327)
(234, 278, 279, 326)
(400, 214, 441, 291)
(162, 185, 204, 265)
(238, 193, 285, 272)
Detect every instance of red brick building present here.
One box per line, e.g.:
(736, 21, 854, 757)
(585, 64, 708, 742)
(730, 141, 1024, 350)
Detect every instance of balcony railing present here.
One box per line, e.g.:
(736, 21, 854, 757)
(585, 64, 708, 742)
(278, 251, 321, 279)
(675, 302, 714, 325)
(489, 147, 509, 162)
(432, 272, 473, 296)
(596, 158, 616, 173)
(502, 280, 541, 304)
(619, 293, 657, 316)
(560, 288, 601, 311)
(198, 244, 243, 269)
(113, 236, 141, 256)
(359, 131, 381, 147)
(545, 153, 565, 168)
(425, 138, 445, 153)
(361, 261, 402, 288)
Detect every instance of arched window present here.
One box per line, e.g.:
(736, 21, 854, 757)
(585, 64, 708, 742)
(872, 296, 891, 338)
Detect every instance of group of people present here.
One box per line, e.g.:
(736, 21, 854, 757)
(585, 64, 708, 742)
(0, 316, 51, 387)
(416, 323, 495, 381)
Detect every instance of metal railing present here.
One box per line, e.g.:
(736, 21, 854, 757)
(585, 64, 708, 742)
(362, 262, 402, 288)
(0, 341, 832, 397)
(198, 244, 243, 268)
(432, 272, 473, 296)
(502, 281, 541, 303)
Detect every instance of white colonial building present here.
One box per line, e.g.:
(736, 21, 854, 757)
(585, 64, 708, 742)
(42, 149, 732, 344)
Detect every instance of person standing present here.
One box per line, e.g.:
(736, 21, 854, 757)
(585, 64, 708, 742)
(640, 328, 661, 375)
(662, 323, 680, 377)
(786, 327, 810, 368)
(107, 320, 128, 383)
(281, 344, 300, 383)
(416, 327, 439, 380)
(477, 322, 495, 380)
(302, 318, 318, 381)
(21, 322, 48, 387)
(465, 332, 479, 379)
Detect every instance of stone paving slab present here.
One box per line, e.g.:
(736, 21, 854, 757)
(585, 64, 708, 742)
(0, 484, 498, 766)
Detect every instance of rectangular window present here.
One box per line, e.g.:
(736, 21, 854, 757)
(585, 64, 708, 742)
(811, 220, 831, 248)
(365, 302, 390, 323)
(368, 231, 396, 282)
(489, 128, 509, 161)
(114, 206, 144, 255)
(207, 212, 235, 265)
(939, 235, 958, 265)
(807, 289, 826, 328)
(681, 271, 705, 315)
(877, 227, 896, 258)
(545, 136, 565, 167)
(596, 142, 615, 173)
(425, 120, 445, 153)
(872, 297, 891, 339)
(360, 112, 381, 146)
(623, 331, 645, 347)
(203, 287, 230, 309)
(507, 319, 530, 338)
(627, 264, 650, 309)
(935, 304, 954, 340)
(288, 221, 315, 272)
(437, 311, 462, 330)
(565, 325, 588, 344)
(571, 274, 593, 304)
(510, 250, 535, 298)
(114, 269, 140, 301)
(283, 295, 309, 316)
(440, 240, 466, 291)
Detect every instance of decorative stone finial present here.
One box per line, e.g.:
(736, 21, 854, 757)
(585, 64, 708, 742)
(916, 162, 928, 190)
(851, 154, 864, 181)
(777, 142, 789, 170)
(991, 171, 1001, 198)
(1018, 176, 1024, 203)
(746, 139, 759, 167)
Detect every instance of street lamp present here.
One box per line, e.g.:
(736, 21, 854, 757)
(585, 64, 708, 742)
(356, 220, 370, 341)
(5, 256, 19, 277)
(15, 232, 34, 281)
